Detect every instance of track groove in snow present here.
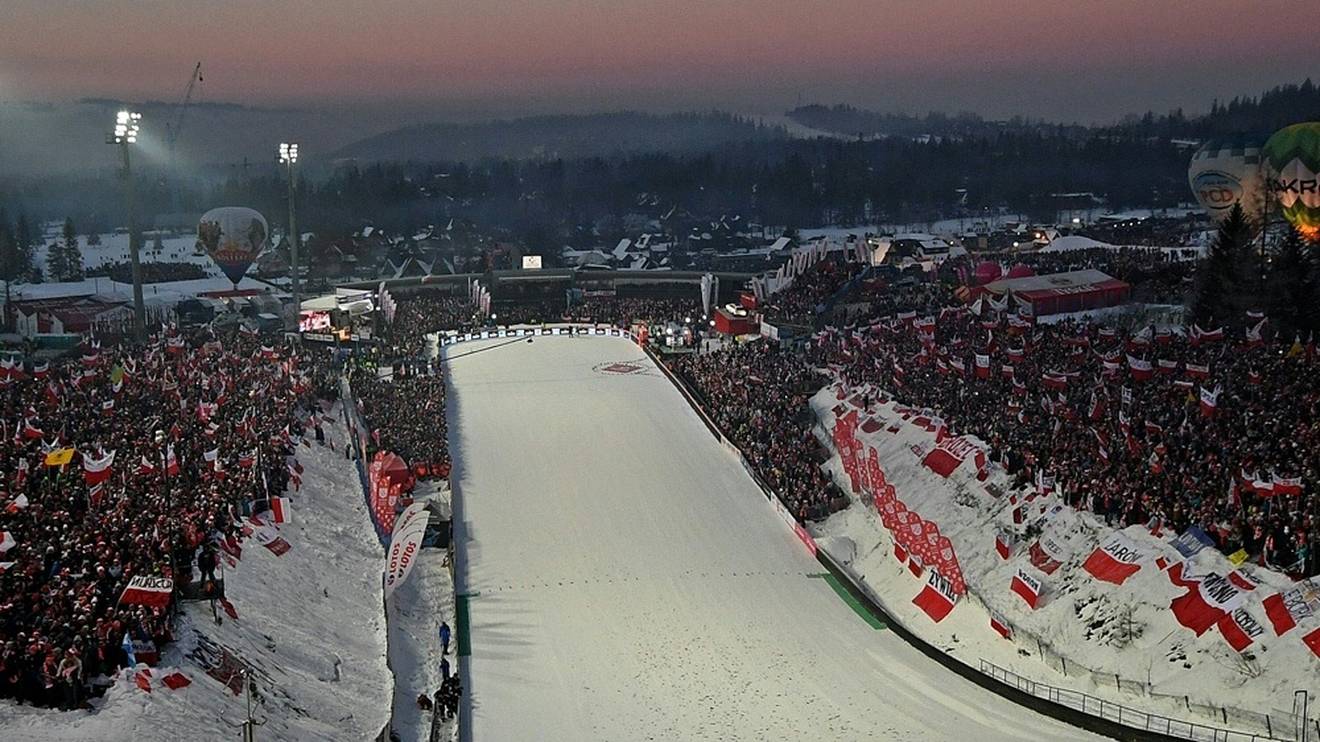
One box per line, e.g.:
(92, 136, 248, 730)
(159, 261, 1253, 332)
(445, 336, 1102, 741)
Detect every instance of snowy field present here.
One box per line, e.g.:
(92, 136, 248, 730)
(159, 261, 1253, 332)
(444, 335, 1101, 741)
(0, 408, 391, 742)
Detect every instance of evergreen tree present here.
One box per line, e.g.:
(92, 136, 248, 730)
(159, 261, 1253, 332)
(60, 217, 84, 281)
(86, 230, 101, 246)
(1190, 203, 1254, 326)
(1267, 227, 1320, 337)
(14, 213, 34, 278)
(45, 238, 68, 282)
(0, 224, 18, 331)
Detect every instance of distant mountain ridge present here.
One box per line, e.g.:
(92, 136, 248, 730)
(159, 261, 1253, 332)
(787, 80, 1320, 143)
(330, 111, 787, 163)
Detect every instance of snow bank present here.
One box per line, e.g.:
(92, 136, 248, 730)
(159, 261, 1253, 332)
(810, 385, 1320, 740)
(388, 482, 458, 742)
(0, 407, 392, 742)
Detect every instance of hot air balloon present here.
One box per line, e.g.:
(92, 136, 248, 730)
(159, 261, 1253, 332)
(1262, 122, 1320, 241)
(197, 207, 268, 286)
(1187, 135, 1264, 223)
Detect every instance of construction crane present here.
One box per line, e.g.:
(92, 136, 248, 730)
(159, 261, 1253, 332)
(165, 62, 203, 174)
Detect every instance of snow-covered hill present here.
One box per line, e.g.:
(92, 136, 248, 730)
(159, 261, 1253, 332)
(809, 383, 1319, 739)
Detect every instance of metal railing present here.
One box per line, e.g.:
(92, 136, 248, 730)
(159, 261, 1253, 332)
(980, 660, 1288, 742)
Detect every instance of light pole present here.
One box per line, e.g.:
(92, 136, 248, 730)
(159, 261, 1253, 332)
(279, 142, 300, 315)
(109, 110, 146, 340)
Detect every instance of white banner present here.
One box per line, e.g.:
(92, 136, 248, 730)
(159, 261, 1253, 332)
(384, 502, 431, 597)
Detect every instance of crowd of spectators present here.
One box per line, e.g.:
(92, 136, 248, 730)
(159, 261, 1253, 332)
(87, 262, 209, 285)
(811, 309, 1319, 577)
(671, 343, 846, 522)
(760, 259, 864, 327)
(564, 297, 701, 325)
(0, 330, 328, 707)
(945, 247, 1196, 305)
(350, 371, 451, 479)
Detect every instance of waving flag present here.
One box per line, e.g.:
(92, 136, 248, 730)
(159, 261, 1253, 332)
(1010, 568, 1043, 609)
(912, 570, 958, 623)
(82, 450, 116, 485)
(1082, 534, 1143, 585)
(1170, 572, 1246, 636)
(1262, 590, 1312, 636)
(119, 575, 174, 607)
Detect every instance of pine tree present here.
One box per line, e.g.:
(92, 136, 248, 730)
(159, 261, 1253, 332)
(1267, 227, 1320, 337)
(60, 217, 84, 281)
(14, 213, 33, 278)
(1191, 203, 1254, 326)
(0, 225, 18, 331)
(45, 239, 68, 282)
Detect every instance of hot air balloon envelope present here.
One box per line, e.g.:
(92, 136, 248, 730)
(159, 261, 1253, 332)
(1262, 122, 1320, 241)
(1187, 135, 1264, 222)
(197, 207, 268, 286)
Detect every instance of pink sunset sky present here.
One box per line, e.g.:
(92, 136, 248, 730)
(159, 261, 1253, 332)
(2, 0, 1317, 121)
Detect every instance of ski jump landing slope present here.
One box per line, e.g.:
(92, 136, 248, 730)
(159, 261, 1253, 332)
(446, 336, 1101, 741)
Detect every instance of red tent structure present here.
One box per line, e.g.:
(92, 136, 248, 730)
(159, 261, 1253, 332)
(983, 269, 1130, 317)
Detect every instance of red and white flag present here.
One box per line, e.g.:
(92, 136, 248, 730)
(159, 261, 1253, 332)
(1199, 385, 1221, 418)
(1126, 355, 1153, 382)
(1010, 568, 1043, 609)
(1082, 534, 1143, 585)
(973, 354, 991, 379)
(1216, 608, 1265, 653)
(989, 611, 1013, 639)
(5, 494, 28, 514)
(165, 445, 179, 476)
(1271, 476, 1303, 497)
(1261, 590, 1312, 636)
(995, 531, 1012, 560)
(138, 455, 157, 475)
(118, 575, 173, 607)
(1027, 537, 1067, 575)
(267, 496, 291, 524)
(1169, 572, 1246, 636)
(82, 449, 116, 485)
(912, 570, 958, 623)
(0, 531, 16, 553)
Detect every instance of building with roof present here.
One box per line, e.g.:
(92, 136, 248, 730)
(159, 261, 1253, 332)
(982, 269, 1130, 317)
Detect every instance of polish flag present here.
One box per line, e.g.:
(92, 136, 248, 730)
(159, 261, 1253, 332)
(1027, 538, 1065, 575)
(1199, 385, 1221, 418)
(912, 570, 958, 623)
(1010, 568, 1043, 609)
(1272, 476, 1303, 497)
(165, 445, 179, 476)
(893, 542, 908, 564)
(1304, 627, 1320, 660)
(118, 575, 174, 607)
(989, 612, 1013, 639)
(0, 531, 16, 553)
(4, 494, 28, 514)
(1262, 590, 1312, 636)
(1169, 572, 1246, 636)
(267, 497, 291, 525)
(138, 455, 157, 475)
(82, 450, 116, 486)
(995, 531, 1012, 560)
(1217, 608, 1265, 653)
(1126, 355, 1153, 382)
(973, 354, 991, 379)
(1082, 534, 1143, 585)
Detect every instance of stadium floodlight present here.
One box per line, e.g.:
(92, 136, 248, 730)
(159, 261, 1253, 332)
(280, 142, 301, 311)
(111, 110, 141, 144)
(108, 110, 146, 340)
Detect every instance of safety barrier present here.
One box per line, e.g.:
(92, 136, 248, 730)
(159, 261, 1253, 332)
(978, 660, 1287, 742)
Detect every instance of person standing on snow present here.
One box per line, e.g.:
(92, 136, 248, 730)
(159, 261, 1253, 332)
(439, 621, 451, 655)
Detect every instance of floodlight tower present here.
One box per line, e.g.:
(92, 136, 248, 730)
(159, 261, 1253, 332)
(279, 142, 300, 311)
(108, 110, 146, 340)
